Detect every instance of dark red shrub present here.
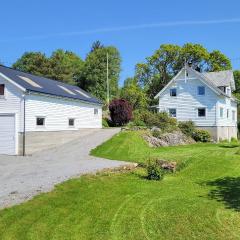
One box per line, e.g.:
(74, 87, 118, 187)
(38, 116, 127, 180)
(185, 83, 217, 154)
(109, 99, 133, 126)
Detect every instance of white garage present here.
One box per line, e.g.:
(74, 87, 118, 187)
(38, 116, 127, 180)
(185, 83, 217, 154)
(0, 65, 102, 155)
(0, 114, 16, 155)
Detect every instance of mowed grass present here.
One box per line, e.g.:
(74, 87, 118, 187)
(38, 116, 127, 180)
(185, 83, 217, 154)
(1, 131, 240, 239)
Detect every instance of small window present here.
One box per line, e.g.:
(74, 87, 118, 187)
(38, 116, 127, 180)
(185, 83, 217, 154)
(94, 109, 98, 115)
(198, 108, 206, 117)
(227, 88, 231, 96)
(232, 110, 236, 121)
(170, 88, 177, 97)
(227, 109, 229, 119)
(220, 107, 223, 118)
(69, 118, 75, 127)
(198, 86, 205, 95)
(0, 84, 5, 96)
(169, 108, 176, 118)
(36, 117, 45, 126)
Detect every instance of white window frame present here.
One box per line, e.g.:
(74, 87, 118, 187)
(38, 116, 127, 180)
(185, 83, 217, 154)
(94, 108, 99, 115)
(227, 109, 229, 119)
(36, 116, 46, 127)
(232, 110, 236, 121)
(219, 107, 224, 118)
(168, 108, 177, 118)
(68, 118, 75, 127)
(170, 88, 177, 97)
(197, 108, 206, 118)
(197, 86, 205, 96)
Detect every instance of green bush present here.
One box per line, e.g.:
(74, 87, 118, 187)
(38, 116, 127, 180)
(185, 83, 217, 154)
(152, 129, 162, 138)
(146, 159, 165, 180)
(133, 110, 177, 132)
(178, 121, 195, 137)
(102, 118, 109, 128)
(192, 129, 211, 142)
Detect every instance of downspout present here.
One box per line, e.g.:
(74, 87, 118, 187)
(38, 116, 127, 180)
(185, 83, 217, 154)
(22, 94, 26, 156)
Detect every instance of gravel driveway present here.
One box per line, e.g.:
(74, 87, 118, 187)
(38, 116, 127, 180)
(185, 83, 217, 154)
(0, 128, 129, 209)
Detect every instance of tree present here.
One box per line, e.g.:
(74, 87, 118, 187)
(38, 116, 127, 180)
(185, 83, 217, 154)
(208, 50, 232, 72)
(90, 40, 104, 52)
(233, 70, 240, 93)
(120, 78, 148, 110)
(12, 52, 50, 76)
(109, 99, 132, 126)
(135, 43, 232, 100)
(78, 46, 121, 101)
(48, 49, 83, 85)
(12, 50, 83, 85)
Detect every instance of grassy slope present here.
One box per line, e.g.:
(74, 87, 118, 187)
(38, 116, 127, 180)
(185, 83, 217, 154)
(1, 131, 240, 239)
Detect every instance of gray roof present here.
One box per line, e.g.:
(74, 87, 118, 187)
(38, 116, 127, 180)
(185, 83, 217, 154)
(202, 70, 235, 91)
(0, 65, 102, 105)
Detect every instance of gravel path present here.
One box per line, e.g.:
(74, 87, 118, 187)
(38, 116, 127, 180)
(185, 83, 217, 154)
(0, 128, 130, 209)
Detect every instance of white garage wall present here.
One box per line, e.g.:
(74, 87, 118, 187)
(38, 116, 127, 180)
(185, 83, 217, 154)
(25, 93, 102, 132)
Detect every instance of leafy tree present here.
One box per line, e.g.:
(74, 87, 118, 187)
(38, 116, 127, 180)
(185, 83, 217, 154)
(234, 70, 240, 93)
(12, 50, 83, 85)
(109, 99, 132, 126)
(78, 46, 121, 101)
(208, 50, 232, 72)
(91, 40, 104, 52)
(48, 49, 83, 85)
(12, 52, 50, 76)
(120, 78, 148, 110)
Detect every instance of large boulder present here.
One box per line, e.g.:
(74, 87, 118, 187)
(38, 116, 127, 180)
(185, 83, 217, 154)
(143, 130, 195, 147)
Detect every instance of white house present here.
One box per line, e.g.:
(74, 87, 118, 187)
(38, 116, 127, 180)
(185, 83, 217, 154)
(0, 65, 102, 155)
(155, 66, 238, 141)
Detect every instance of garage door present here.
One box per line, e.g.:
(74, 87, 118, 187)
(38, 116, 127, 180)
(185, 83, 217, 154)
(0, 114, 16, 155)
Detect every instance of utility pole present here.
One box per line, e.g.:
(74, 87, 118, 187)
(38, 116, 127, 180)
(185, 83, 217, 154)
(106, 52, 110, 105)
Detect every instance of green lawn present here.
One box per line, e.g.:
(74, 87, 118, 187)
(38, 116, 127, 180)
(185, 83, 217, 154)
(1, 131, 240, 239)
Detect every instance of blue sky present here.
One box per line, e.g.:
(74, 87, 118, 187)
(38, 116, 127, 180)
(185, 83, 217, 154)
(1, 0, 240, 85)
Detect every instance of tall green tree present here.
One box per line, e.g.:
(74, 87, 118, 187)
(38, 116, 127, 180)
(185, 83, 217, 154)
(12, 50, 83, 85)
(208, 50, 232, 72)
(78, 45, 121, 101)
(48, 49, 83, 85)
(234, 70, 240, 93)
(12, 52, 50, 76)
(120, 78, 148, 110)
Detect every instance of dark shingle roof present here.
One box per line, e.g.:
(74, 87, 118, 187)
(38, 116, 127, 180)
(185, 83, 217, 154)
(0, 65, 102, 105)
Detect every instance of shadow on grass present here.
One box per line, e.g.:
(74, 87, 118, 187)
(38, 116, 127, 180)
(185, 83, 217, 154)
(219, 144, 239, 149)
(206, 177, 240, 211)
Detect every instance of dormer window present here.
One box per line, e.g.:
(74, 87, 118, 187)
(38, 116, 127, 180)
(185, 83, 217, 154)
(170, 88, 177, 97)
(0, 84, 5, 96)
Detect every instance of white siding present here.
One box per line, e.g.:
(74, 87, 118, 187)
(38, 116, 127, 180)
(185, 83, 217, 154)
(25, 94, 102, 132)
(216, 98, 237, 127)
(158, 78, 218, 126)
(0, 75, 22, 132)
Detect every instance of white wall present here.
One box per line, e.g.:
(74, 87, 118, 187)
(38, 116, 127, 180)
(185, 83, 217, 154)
(216, 97, 237, 127)
(25, 94, 102, 131)
(158, 77, 218, 126)
(0, 75, 22, 131)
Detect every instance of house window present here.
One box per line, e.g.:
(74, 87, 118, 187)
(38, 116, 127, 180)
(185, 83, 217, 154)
(36, 117, 45, 126)
(169, 108, 176, 118)
(227, 88, 231, 96)
(170, 88, 177, 97)
(0, 84, 5, 96)
(198, 108, 206, 117)
(232, 110, 236, 121)
(198, 86, 205, 95)
(69, 118, 75, 127)
(220, 107, 223, 118)
(94, 109, 98, 115)
(227, 109, 229, 119)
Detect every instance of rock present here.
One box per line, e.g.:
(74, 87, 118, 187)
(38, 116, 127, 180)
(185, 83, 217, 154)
(157, 159, 177, 172)
(143, 130, 195, 147)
